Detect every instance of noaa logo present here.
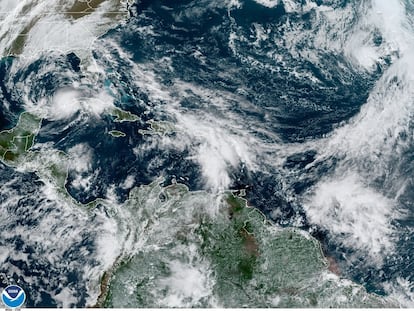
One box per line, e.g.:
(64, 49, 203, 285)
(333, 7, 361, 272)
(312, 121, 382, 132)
(1, 285, 26, 309)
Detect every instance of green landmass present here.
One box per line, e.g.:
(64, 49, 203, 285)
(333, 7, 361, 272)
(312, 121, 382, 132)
(0, 112, 107, 209)
(109, 108, 140, 123)
(103, 181, 397, 308)
(0, 112, 42, 165)
(138, 120, 175, 136)
(0, 112, 69, 195)
(109, 130, 126, 137)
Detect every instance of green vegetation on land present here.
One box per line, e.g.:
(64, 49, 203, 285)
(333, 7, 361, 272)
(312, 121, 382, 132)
(108, 130, 126, 137)
(103, 181, 397, 308)
(0, 112, 106, 208)
(138, 120, 175, 136)
(110, 108, 140, 123)
(0, 112, 41, 165)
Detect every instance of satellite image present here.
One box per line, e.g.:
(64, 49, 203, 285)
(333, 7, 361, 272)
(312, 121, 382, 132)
(0, 0, 413, 308)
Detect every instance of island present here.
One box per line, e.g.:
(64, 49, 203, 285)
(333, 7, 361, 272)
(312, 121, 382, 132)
(109, 107, 140, 123)
(108, 130, 126, 137)
(138, 120, 175, 136)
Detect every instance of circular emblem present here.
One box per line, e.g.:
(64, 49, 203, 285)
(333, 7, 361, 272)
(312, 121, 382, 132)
(1, 285, 26, 309)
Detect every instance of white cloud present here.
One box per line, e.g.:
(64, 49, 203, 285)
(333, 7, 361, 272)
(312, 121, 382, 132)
(304, 173, 397, 262)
